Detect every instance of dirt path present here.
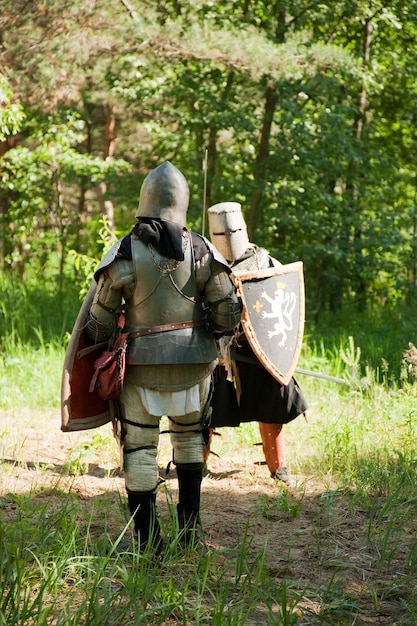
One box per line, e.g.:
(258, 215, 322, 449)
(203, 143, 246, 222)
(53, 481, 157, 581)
(0, 410, 411, 624)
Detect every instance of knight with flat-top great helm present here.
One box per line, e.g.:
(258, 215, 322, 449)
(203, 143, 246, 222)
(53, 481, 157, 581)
(207, 200, 307, 487)
(206, 201, 250, 263)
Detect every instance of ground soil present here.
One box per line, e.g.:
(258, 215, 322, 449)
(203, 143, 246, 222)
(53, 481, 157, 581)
(0, 410, 413, 625)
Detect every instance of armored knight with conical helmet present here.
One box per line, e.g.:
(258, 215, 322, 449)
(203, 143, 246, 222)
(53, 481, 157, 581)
(86, 163, 242, 551)
(207, 201, 308, 485)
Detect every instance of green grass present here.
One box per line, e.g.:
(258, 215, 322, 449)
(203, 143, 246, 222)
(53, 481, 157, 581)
(0, 337, 64, 410)
(2, 274, 417, 623)
(2, 354, 417, 623)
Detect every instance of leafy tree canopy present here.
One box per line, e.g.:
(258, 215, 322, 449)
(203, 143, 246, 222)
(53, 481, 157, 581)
(1, 0, 417, 315)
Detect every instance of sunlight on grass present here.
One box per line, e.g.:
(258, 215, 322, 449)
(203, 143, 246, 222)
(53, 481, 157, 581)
(2, 309, 417, 623)
(0, 339, 63, 410)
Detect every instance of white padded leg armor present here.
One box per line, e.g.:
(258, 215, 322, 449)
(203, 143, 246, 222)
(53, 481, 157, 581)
(169, 377, 211, 465)
(120, 384, 160, 493)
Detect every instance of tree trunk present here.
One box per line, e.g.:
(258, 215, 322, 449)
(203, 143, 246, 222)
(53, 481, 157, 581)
(199, 70, 235, 235)
(0, 136, 20, 269)
(95, 103, 116, 231)
(247, 81, 278, 239)
(351, 18, 373, 311)
(205, 126, 217, 215)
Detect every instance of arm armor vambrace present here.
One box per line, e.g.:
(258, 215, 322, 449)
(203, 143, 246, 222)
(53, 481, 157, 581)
(203, 260, 242, 332)
(86, 260, 135, 342)
(85, 311, 114, 343)
(209, 295, 242, 332)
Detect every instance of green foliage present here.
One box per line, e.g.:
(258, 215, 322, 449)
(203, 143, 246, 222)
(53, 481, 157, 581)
(1, 1, 417, 312)
(0, 75, 25, 140)
(68, 215, 121, 295)
(0, 339, 64, 410)
(0, 109, 130, 276)
(2, 337, 417, 622)
(255, 491, 303, 520)
(0, 271, 81, 349)
(1, 276, 417, 621)
(308, 302, 417, 383)
(3, 6, 417, 619)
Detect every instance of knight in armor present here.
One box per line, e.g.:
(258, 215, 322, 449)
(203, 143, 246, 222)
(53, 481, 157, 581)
(207, 202, 308, 486)
(86, 163, 242, 551)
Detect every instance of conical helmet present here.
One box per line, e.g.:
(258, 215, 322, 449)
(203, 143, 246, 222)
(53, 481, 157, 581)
(136, 161, 190, 226)
(207, 202, 250, 262)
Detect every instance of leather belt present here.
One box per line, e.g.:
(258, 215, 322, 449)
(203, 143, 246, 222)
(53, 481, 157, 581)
(129, 319, 204, 339)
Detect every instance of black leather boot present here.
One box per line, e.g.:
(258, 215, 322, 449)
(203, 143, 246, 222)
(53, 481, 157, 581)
(176, 464, 203, 546)
(127, 492, 162, 553)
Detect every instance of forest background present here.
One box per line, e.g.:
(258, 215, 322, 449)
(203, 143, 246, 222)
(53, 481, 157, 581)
(3, 2, 417, 623)
(2, 0, 417, 335)
(2, 0, 417, 418)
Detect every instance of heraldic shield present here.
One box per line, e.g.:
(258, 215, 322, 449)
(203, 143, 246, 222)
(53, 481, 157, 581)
(232, 261, 305, 386)
(61, 282, 112, 432)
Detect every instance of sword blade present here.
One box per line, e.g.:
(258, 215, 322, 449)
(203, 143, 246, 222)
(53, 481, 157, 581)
(295, 367, 346, 384)
(229, 351, 346, 385)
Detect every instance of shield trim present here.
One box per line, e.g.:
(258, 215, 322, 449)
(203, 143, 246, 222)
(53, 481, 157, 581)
(231, 261, 305, 386)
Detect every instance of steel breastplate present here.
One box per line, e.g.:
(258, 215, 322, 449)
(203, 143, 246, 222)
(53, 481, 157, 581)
(126, 236, 217, 365)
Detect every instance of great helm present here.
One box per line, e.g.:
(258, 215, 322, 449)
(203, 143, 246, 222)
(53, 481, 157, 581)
(207, 202, 250, 262)
(136, 161, 190, 227)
